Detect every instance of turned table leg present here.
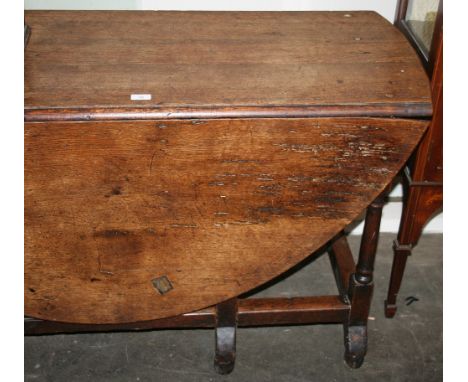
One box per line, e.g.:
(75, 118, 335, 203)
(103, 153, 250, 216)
(344, 196, 384, 368)
(214, 298, 238, 374)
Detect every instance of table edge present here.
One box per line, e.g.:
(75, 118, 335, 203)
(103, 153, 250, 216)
(24, 102, 432, 122)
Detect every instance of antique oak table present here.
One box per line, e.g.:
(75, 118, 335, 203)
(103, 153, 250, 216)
(24, 11, 431, 373)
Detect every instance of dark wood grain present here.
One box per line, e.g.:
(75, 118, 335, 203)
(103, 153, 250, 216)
(24, 11, 431, 121)
(25, 117, 427, 324)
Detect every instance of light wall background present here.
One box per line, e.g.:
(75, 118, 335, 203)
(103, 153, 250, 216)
(24, 0, 442, 234)
(25, 0, 398, 21)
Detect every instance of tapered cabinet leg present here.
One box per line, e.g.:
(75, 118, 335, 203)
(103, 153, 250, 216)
(344, 197, 383, 368)
(384, 240, 411, 318)
(384, 182, 442, 318)
(214, 298, 238, 374)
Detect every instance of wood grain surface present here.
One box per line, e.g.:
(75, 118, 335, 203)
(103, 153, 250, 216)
(24, 11, 431, 120)
(25, 117, 427, 324)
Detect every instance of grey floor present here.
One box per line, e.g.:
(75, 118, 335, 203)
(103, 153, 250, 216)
(25, 234, 442, 382)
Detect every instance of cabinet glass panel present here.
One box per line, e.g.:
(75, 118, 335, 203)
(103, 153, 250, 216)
(405, 0, 440, 54)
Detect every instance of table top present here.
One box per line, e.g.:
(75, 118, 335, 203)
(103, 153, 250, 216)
(25, 117, 427, 324)
(25, 10, 431, 121)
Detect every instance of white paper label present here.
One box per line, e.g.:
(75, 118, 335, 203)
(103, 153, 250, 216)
(130, 94, 152, 101)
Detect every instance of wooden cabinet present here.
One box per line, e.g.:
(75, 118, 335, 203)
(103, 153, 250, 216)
(385, 0, 443, 318)
(24, 11, 431, 372)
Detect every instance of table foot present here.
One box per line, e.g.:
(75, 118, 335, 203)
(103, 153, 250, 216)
(214, 298, 237, 374)
(214, 326, 236, 374)
(384, 300, 397, 318)
(344, 325, 367, 369)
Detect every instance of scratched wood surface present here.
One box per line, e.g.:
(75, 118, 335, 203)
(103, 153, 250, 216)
(24, 11, 431, 120)
(25, 117, 427, 324)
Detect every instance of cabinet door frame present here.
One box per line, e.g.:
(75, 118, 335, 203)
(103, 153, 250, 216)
(394, 0, 443, 76)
